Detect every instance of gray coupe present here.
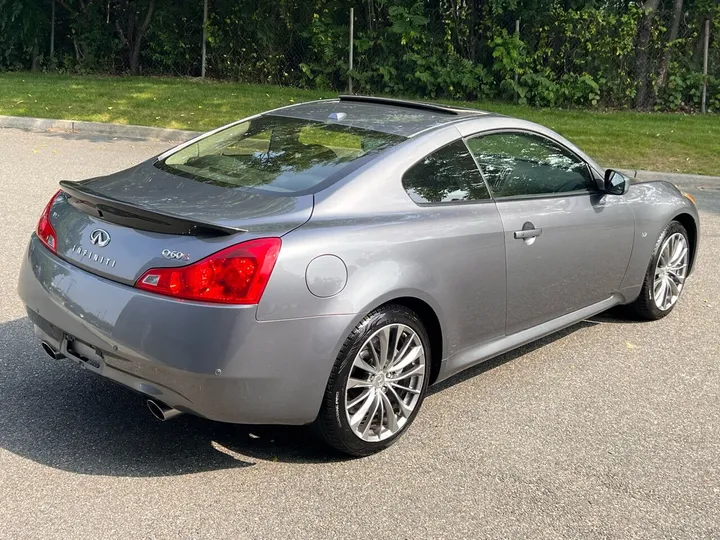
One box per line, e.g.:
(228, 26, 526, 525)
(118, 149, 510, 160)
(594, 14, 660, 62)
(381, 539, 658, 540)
(18, 96, 699, 455)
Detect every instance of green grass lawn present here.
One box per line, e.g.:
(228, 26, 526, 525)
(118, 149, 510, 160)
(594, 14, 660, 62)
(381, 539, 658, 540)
(1, 72, 719, 176)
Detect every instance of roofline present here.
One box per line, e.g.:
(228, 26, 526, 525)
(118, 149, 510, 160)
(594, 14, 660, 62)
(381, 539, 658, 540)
(157, 97, 497, 160)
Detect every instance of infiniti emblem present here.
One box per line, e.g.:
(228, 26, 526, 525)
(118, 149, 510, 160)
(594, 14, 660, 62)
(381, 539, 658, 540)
(89, 229, 111, 247)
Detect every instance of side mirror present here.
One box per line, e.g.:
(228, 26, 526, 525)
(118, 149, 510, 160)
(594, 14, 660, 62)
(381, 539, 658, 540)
(603, 169, 630, 195)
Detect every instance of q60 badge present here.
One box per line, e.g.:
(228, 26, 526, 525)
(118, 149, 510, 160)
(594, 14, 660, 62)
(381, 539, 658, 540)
(162, 249, 190, 261)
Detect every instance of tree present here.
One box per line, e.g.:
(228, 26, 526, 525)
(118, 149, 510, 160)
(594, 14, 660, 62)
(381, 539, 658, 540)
(657, 0, 684, 93)
(0, 0, 50, 70)
(114, 0, 156, 74)
(56, 0, 116, 66)
(634, 0, 661, 109)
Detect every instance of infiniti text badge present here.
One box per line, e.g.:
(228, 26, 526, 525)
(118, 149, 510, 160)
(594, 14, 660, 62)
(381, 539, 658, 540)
(70, 245, 117, 268)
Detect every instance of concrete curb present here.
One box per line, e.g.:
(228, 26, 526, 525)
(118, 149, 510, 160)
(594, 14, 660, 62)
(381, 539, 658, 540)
(0, 115, 200, 143)
(619, 168, 720, 185)
(2, 114, 720, 183)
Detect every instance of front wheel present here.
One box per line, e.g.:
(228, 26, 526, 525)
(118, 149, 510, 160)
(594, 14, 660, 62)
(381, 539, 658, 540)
(632, 220, 690, 320)
(315, 305, 430, 456)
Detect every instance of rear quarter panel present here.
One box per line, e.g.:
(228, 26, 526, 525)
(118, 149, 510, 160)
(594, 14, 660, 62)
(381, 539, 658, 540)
(258, 206, 507, 359)
(257, 125, 508, 360)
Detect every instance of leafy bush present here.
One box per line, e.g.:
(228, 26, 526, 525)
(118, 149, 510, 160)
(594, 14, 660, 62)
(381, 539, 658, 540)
(1, 0, 718, 112)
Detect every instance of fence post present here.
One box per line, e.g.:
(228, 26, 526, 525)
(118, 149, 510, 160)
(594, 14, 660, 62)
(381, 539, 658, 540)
(514, 19, 520, 87)
(349, 7, 355, 93)
(201, 0, 208, 79)
(50, 0, 55, 58)
(702, 18, 709, 113)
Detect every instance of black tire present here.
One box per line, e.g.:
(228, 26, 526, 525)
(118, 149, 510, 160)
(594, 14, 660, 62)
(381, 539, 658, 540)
(314, 304, 431, 457)
(631, 220, 690, 320)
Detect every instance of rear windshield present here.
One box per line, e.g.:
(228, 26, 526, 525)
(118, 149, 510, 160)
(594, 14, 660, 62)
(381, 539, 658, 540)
(157, 115, 405, 194)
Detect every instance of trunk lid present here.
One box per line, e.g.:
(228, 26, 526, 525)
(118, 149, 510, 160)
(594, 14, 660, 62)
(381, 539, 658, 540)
(50, 160, 313, 285)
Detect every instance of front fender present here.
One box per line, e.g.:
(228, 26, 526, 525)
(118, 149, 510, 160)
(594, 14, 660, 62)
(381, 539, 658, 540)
(619, 181, 699, 300)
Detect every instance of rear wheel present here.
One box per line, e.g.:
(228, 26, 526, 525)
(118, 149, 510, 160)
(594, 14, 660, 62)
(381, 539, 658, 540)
(632, 220, 690, 320)
(315, 305, 430, 456)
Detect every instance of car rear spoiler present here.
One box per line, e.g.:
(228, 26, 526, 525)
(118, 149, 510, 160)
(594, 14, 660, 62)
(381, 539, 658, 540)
(59, 180, 246, 236)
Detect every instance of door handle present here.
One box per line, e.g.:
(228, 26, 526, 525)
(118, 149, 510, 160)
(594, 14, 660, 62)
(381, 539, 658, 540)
(514, 228, 542, 239)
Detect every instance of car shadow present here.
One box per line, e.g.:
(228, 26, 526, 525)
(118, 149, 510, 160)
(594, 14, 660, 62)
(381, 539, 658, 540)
(586, 305, 646, 325)
(427, 320, 596, 395)
(0, 313, 606, 476)
(0, 317, 347, 476)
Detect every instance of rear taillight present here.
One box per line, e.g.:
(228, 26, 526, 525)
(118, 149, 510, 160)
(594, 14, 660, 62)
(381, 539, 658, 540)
(135, 238, 282, 304)
(37, 190, 61, 253)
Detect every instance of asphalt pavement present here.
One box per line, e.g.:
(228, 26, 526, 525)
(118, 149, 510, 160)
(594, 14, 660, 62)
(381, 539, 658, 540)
(0, 128, 718, 539)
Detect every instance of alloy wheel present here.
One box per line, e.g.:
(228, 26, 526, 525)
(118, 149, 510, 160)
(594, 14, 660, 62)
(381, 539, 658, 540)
(653, 232, 689, 311)
(345, 323, 426, 442)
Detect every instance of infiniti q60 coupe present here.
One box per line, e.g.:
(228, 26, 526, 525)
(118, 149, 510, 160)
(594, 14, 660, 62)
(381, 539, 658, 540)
(18, 96, 699, 455)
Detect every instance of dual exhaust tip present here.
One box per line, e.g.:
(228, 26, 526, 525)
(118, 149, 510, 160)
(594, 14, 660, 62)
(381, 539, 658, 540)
(42, 340, 182, 422)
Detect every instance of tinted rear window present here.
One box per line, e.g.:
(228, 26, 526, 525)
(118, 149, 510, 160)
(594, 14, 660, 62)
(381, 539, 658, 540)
(157, 116, 405, 194)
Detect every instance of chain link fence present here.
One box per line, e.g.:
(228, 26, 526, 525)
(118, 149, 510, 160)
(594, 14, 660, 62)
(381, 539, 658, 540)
(17, 1, 720, 111)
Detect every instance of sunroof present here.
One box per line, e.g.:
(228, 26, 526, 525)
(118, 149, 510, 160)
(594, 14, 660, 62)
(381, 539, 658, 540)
(338, 95, 463, 115)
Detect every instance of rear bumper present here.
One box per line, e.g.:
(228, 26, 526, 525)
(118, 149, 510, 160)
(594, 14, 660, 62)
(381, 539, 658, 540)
(18, 236, 355, 425)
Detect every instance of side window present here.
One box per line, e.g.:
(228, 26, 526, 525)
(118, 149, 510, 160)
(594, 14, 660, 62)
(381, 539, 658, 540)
(402, 141, 490, 204)
(465, 132, 596, 198)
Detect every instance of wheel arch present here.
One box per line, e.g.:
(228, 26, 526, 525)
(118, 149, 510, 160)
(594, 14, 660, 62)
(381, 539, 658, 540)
(352, 293, 446, 385)
(383, 296, 444, 385)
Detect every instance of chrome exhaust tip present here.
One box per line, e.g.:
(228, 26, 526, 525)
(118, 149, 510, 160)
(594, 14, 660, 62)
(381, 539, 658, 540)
(41, 341, 64, 360)
(146, 399, 183, 421)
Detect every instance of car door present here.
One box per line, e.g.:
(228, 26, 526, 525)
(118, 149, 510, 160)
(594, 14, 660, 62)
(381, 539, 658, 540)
(465, 130, 634, 335)
(400, 140, 507, 353)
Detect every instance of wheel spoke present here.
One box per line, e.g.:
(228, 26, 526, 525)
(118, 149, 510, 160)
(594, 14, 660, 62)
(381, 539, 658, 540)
(347, 388, 371, 408)
(391, 332, 414, 369)
(388, 363, 425, 383)
(668, 234, 677, 260)
(662, 277, 673, 309)
(386, 385, 412, 418)
(350, 390, 376, 430)
(377, 326, 391, 368)
(389, 344, 423, 372)
(377, 393, 385, 433)
(668, 236, 680, 263)
(361, 394, 381, 438)
(389, 382, 420, 395)
(354, 355, 377, 375)
(654, 277, 666, 301)
(347, 377, 372, 389)
(368, 341, 381, 370)
(668, 259, 688, 270)
(669, 246, 688, 267)
(658, 278, 666, 309)
(380, 391, 398, 433)
(658, 243, 670, 266)
(668, 265, 687, 280)
(389, 324, 407, 367)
